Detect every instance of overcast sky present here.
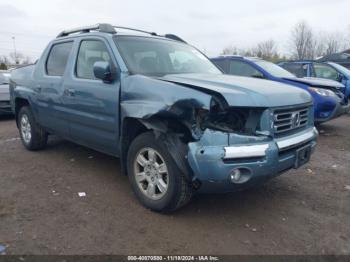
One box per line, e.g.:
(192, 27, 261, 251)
(0, 0, 349, 60)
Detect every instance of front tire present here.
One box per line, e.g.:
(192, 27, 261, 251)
(127, 132, 193, 212)
(18, 106, 47, 150)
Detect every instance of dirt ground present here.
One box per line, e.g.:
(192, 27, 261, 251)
(0, 114, 349, 255)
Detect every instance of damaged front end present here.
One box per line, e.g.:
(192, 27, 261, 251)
(186, 103, 276, 192)
(186, 103, 318, 193)
(121, 75, 318, 193)
(193, 97, 267, 136)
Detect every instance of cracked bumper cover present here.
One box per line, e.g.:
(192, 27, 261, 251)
(187, 127, 318, 193)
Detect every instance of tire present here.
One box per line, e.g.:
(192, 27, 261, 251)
(127, 132, 193, 212)
(18, 106, 48, 151)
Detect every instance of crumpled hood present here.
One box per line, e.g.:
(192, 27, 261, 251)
(0, 84, 10, 101)
(283, 77, 345, 89)
(159, 74, 311, 108)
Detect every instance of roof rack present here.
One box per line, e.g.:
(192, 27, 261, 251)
(57, 23, 187, 43)
(163, 34, 187, 43)
(57, 23, 116, 38)
(113, 26, 158, 36)
(113, 26, 187, 43)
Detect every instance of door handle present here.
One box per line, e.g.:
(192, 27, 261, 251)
(64, 88, 75, 96)
(34, 85, 42, 93)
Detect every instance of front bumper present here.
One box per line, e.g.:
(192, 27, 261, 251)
(187, 127, 318, 193)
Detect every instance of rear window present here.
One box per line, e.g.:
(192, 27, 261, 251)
(280, 63, 306, 78)
(46, 42, 73, 76)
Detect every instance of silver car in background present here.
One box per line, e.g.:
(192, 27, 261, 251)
(0, 70, 12, 115)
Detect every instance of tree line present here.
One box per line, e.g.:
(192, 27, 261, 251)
(221, 21, 350, 62)
(0, 52, 32, 70)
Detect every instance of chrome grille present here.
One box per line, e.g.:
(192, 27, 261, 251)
(273, 107, 308, 134)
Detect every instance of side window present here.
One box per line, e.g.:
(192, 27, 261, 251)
(76, 40, 112, 79)
(281, 63, 307, 78)
(229, 60, 263, 78)
(46, 42, 73, 76)
(212, 59, 228, 72)
(313, 63, 338, 81)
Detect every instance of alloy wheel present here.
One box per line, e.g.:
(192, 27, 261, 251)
(20, 114, 32, 144)
(133, 147, 169, 200)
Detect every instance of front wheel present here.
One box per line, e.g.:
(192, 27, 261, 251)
(127, 132, 193, 212)
(18, 106, 48, 150)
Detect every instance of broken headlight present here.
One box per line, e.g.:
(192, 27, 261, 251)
(198, 99, 264, 134)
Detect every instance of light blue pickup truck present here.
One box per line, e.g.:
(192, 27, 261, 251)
(10, 24, 318, 211)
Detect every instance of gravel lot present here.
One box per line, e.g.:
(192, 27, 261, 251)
(0, 114, 349, 255)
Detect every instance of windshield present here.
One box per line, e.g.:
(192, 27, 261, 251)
(0, 72, 10, 84)
(254, 60, 296, 78)
(114, 36, 221, 76)
(328, 62, 350, 77)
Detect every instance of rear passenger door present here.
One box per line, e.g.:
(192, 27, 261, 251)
(63, 38, 120, 155)
(36, 41, 74, 137)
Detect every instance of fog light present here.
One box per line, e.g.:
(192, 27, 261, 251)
(230, 169, 241, 182)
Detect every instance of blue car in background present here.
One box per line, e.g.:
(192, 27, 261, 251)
(278, 61, 350, 100)
(211, 56, 350, 123)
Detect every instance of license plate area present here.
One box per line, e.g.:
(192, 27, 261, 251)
(294, 144, 311, 168)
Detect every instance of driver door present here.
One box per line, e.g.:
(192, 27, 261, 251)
(63, 38, 121, 155)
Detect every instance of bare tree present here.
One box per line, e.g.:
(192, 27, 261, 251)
(313, 32, 348, 57)
(323, 32, 346, 55)
(21, 56, 33, 65)
(221, 45, 239, 55)
(0, 55, 10, 65)
(8, 52, 34, 65)
(221, 22, 350, 61)
(240, 48, 254, 57)
(289, 21, 316, 59)
(220, 41, 283, 62)
(345, 25, 350, 49)
(9, 52, 25, 64)
(253, 39, 278, 60)
(314, 39, 325, 58)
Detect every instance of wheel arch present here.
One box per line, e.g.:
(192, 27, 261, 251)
(120, 116, 194, 182)
(14, 98, 30, 127)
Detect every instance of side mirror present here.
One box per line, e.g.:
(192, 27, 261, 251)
(93, 61, 115, 83)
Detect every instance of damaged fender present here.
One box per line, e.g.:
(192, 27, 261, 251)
(119, 75, 215, 180)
